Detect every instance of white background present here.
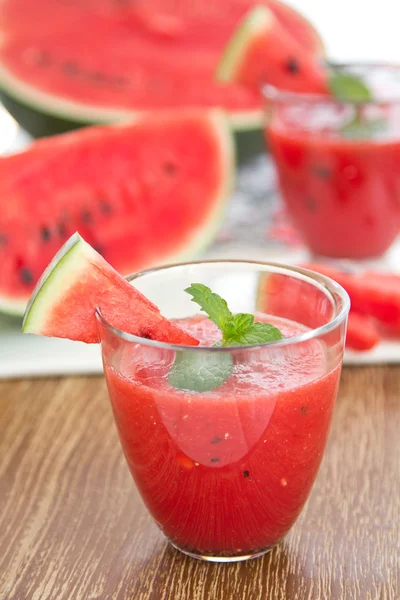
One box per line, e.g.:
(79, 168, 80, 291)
(289, 0, 400, 62)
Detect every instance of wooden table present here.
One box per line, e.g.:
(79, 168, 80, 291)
(0, 367, 398, 600)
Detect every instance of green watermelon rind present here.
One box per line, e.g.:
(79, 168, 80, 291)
(0, 61, 137, 125)
(22, 233, 89, 333)
(0, 60, 263, 131)
(0, 295, 28, 317)
(2, 110, 235, 318)
(215, 5, 273, 84)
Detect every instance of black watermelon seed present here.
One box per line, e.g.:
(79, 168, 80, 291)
(164, 162, 177, 176)
(364, 215, 375, 227)
(112, 75, 130, 87)
(300, 405, 309, 415)
(100, 201, 113, 215)
(304, 197, 317, 212)
(62, 61, 79, 76)
(20, 267, 33, 285)
(210, 457, 220, 463)
(149, 77, 162, 91)
(286, 58, 300, 74)
(81, 210, 92, 225)
(89, 71, 107, 83)
(58, 222, 67, 237)
(211, 436, 222, 445)
(35, 50, 51, 67)
(140, 333, 152, 339)
(312, 165, 332, 180)
(40, 226, 51, 242)
(0, 234, 7, 246)
(243, 470, 250, 478)
(93, 245, 104, 256)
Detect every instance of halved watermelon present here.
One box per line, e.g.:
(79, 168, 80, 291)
(0, 110, 234, 316)
(216, 6, 328, 95)
(22, 233, 199, 345)
(0, 0, 324, 135)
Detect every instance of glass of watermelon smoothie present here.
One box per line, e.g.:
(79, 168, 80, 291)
(265, 63, 400, 259)
(97, 261, 349, 562)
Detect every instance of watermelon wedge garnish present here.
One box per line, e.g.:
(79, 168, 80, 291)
(215, 5, 328, 95)
(0, 110, 234, 317)
(22, 233, 199, 346)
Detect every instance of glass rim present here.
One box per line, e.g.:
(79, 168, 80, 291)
(262, 61, 400, 105)
(95, 260, 350, 352)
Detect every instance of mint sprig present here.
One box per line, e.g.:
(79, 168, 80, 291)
(328, 70, 373, 103)
(340, 116, 387, 139)
(328, 69, 387, 139)
(185, 284, 283, 347)
(168, 283, 283, 393)
(183, 283, 232, 332)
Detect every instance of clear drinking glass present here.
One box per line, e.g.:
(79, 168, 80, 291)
(265, 63, 400, 259)
(96, 261, 349, 562)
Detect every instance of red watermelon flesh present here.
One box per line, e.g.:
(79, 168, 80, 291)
(216, 6, 328, 95)
(256, 270, 334, 330)
(0, 110, 234, 316)
(303, 263, 400, 333)
(0, 0, 323, 127)
(266, 0, 324, 55)
(346, 312, 381, 351)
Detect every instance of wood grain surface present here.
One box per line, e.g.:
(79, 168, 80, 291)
(0, 367, 399, 600)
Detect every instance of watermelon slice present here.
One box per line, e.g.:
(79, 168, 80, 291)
(22, 233, 199, 346)
(216, 6, 328, 95)
(0, 0, 323, 135)
(0, 110, 234, 317)
(302, 263, 400, 333)
(266, 0, 324, 55)
(256, 269, 335, 330)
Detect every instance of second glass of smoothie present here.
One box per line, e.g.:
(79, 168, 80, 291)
(265, 63, 400, 259)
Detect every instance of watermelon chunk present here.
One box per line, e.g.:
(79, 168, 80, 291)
(0, 0, 323, 134)
(346, 312, 381, 352)
(22, 233, 199, 346)
(216, 6, 328, 95)
(0, 110, 234, 316)
(303, 264, 400, 333)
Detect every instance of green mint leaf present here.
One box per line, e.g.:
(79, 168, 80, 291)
(168, 284, 284, 394)
(168, 351, 233, 393)
(329, 70, 373, 103)
(340, 116, 387, 139)
(224, 317, 283, 347)
(185, 283, 233, 331)
(223, 313, 254, 341)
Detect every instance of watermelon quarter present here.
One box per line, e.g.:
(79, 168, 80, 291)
(216, 6, 328, 95)
(0, 110, 234, 317)
(22, 233, 199, 345)
(0, 0, 324, 136)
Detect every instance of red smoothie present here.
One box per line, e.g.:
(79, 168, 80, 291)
(267, 102, 400, 258)
(104, 314, 341, 558)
